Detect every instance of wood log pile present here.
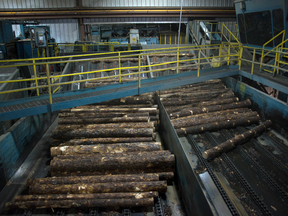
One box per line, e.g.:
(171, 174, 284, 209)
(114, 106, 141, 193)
(159, 79, 262, 136)
(6, 93, 175, 210)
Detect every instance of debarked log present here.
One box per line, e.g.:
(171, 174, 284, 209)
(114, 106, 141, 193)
(57, 117, 150, 125)
(52, 128, 154, 139)
(57, 137, 154, 146)
(29, 181, 167, 194)
(172, 111, 258, 129)
(175, 115, 261, 135)
(202, 120, 273, 160)
(26, 174, 160, 187)
(50, 152, 175, 173)
(14, 192, 158, 202)
(51, 142, 161, 157)
(6, 198, 154, 209)
(170, 99, 252, 119)
(54, 122, 154, 131)
(58, 112, 150, 118)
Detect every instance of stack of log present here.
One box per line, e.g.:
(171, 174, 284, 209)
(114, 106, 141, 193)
(159, 79, 261, 136)
(6, 94, 174, 210)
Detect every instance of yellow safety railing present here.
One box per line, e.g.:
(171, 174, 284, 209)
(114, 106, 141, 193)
(260, 30, 286, 71)
(160, 33, 187, 45)
(0, 43, 242, 104)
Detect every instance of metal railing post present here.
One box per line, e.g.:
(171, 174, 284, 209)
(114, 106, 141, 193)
(239, 45, 243, 70)
(46, 63, 52, 104)
(33, 59, 39, 96)
(251, 48, 256, 75)
(227, 44, 231, 66)
(197, 48, 201, 77)
(138, 54, 141, 88)
(177, 47, 179, 74)
(118, 52, 121, 82)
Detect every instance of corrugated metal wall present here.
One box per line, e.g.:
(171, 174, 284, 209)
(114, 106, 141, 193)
(0, 0, 76, 8)
(12, 19, 79, 43)
(0, 0, 234, 9)
(82, 0, 234, 7)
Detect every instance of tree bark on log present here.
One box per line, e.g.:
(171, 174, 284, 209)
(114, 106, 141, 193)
(29, 181, 167, 194)
(55, 122, 154, 131)
(172, 111, 258, 129)
(58, 112, 150, 118)
(14, 192, 158, 202)
(57, 117, 150, 125)
(51, 142, 161, 157)
(160, 89, 229, 98)
(170, 99, 252, 119)
(52, 128, 154, 139)
(202, 120, 273, 160)
(50, 152, 175, 173)
(26, 174, 160, 187)
(51, 168, 175, 177)
(165, 98, 239, 113)
(171, 108, 250, 124)
(55, 137, 154, 146)
(176, 115, 261, 135)
(70, 107, 158, 115)
(6, 198, 154, 209)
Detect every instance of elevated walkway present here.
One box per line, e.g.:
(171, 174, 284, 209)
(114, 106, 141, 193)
(0, 67, 238, 121)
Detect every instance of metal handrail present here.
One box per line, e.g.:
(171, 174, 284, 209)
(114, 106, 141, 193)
(0, 43, 242, 104)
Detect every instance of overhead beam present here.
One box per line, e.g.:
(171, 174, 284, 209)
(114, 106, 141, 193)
(0, 8, 236, 19)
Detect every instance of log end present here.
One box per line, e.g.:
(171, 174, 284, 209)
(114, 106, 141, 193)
(202, 151, 209, 159)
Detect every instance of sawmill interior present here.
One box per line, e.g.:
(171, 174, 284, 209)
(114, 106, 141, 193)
(0, 0, 288, 215)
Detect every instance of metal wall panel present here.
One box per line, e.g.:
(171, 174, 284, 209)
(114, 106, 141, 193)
(82, 0, 234, 8)
(0, 0, 76, 9)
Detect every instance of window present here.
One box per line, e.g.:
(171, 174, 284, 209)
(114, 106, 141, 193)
(273, 9, 284, 46)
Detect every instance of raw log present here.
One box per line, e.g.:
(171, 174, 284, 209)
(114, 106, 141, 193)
(55, 122, 154, 131)
(51, 142, 161, 157)
(202, 120, 273, 160)
(52, 128, 154, 139)
(56, 137, 154, 146)
(170, 99, 252, 119)
(57, 117, 149, 125)
(172, 111, 258, 129)
(53, 150, 172, 160)
(88, 77, 141, 83)
(76, 105, 156, 108)
(14, 192, 158, 202)
(50, 152, 175, 173)
(160, 89, 229, 98)
(58, 112, 150, 118)
(51, 169, 175, 177)
(176, 115, 261, 135)
(159, 84, 226, 94)
(26, 174, 160, 187)
(29, 181, 167, 194)
(171, 108, 250, 124)
(6, 198, 154, 209)
(71, 107, 158, 115)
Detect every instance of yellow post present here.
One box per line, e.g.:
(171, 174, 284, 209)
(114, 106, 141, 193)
(160, 34, 162, 44)
(175, 34, 177, 44)
(110, 45, 114, 52)
(165, 34, 167, 44)
(170, 34, 172, 45)
(138, 54, 141, 88)
(128, 43, 131, 51)
(33, 60, 39, 96)
(227, 44, 231, 66)
(260, 48, 265, 70)
(239, 45, 243, 70)
(197, 49, 201, 77)
(274, 47, 279, 74)
(118, 52, 121, 82)
(251, 49, 256, 75)
(177, 47, 179, 74)
(43, 49, 46, 58)
(46, 64, 52, 104)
